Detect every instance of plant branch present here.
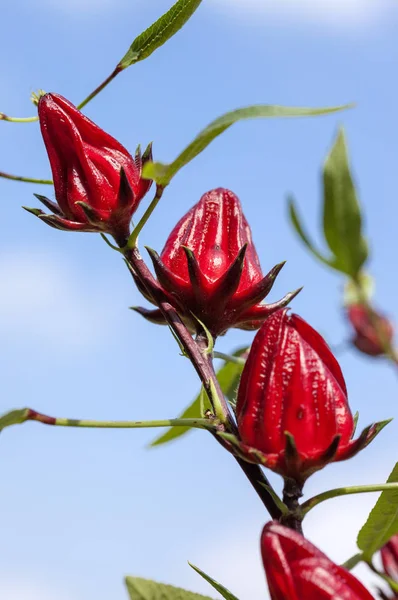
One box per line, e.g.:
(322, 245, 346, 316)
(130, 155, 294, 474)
(341, 553, 363, 570)
(127, 184, 164, 248)
(197, 332, 283, 519)
(0, 113, 38, 123)
(301, 483, 398, 516)
(281, 478, 303, 533)
(77, 66, 122, 110)
(119, 242, 282, 519)
(30, 411, 211, 430)
(0, 171, 52, 184)
(0, 408, 213, 432)
(0, 66, 122, 125)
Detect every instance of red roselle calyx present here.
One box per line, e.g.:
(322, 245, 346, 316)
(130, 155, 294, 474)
(234, 308, 387, 483)
(133, 188, 299, 337)
(261, 521, 374, 600)
(347, 303, 394, 357)
(25, 93, 152, 237)
(381, 534, 398, 582)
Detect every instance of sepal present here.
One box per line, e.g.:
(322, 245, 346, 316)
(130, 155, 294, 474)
(337, 419, 392, 462)
(33, 193, 63, 215)
(118, 167, 135, 208)
(75, 201, 104, 226)
(182, 246, 209, 300)
(236, 287, 302, 329)
(39, 214, 94, 231)
(230, 260, 286, 311)
(134, 142, 153, 200)
(146, 246, 187, 297)
(131, 306, 166, 325)
(212, 245, 247, 305)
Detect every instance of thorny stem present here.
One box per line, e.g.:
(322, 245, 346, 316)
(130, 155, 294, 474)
(281, 478, 304, 533)
(0, 170, 52, 185)
(118, 239, 282, 519)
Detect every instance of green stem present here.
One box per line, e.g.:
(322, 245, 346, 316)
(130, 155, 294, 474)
(127, 184, 164, 248)
(27, 409, 213, 430)
(213, 351, 245, 365)
(118, 244, 282, 519)
(0, 113, 38, 123)
(200, 334, 283, 520)
(0, 171, 52, 184)
(0, 65, 122, 124)
(77, 66, 122, 110)
(366, 561, 398, 592)
(301, 483, 398, 516)
(341, 553, 363, 570)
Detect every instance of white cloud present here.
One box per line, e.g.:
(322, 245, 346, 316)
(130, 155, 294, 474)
(0, 251, 119, 350)
(214, 0, 395, 27)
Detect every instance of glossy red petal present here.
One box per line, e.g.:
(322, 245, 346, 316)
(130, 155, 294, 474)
(236, 310, 356, 481)
(290, 313, 347, 396)
(262, 523, 374, 600)
(38, 93, 149, 236)
(381, 535, 398, 581)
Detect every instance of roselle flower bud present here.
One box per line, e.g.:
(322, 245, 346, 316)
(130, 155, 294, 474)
(235, 308, 387, 483)
(347, 304, 394, 357)
(134, 188, 298, 336)
(381, 534, 398, 582)
(25, 93, 152, 237)
(261, 522, 374, 600)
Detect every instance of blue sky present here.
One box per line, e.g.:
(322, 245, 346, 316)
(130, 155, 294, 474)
(1, 1, 398, 599)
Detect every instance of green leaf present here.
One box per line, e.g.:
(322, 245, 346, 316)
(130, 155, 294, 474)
(125, 576, 214, 600)
(118, 0, 203, 69)
(189, 564, 240, 600)
(287, 196, 333, 267)
(0, 408, 30, 433)
(143, 103, 352, 187)
(150, 347, 247, 446)
(357, 461, 398, 560)
(322, 128, 369, 277)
